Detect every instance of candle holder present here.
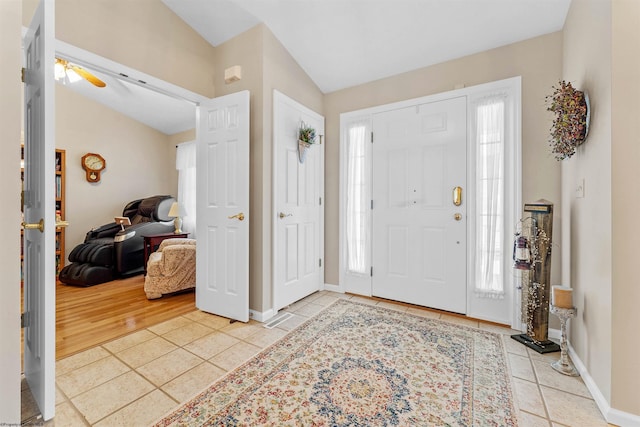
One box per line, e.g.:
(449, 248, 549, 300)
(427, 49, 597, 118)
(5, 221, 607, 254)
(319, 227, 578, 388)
(550, 305, 579, 376)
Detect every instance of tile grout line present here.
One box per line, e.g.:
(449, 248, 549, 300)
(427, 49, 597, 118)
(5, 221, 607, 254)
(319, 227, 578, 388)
(529, 349, 556, 423)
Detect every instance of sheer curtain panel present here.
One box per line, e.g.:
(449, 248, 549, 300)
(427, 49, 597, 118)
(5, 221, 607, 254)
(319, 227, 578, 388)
(346, 122, 369, 275)
(474, 97, 505, 298)
(176, 141, 197, 238)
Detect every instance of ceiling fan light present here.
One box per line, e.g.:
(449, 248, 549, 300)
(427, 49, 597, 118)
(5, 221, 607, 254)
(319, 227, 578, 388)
(54, 62, 66, 80)
(66, 68, 82, 83)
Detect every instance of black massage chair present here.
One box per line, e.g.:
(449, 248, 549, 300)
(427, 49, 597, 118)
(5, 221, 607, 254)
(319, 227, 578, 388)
(58, 195, 175, 286)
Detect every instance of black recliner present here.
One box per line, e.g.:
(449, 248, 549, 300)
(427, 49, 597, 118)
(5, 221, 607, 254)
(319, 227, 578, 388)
(59, 195, 176, 286)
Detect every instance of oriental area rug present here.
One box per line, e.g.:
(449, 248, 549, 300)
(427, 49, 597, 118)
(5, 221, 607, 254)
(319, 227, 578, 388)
(154, 299, 518, 426)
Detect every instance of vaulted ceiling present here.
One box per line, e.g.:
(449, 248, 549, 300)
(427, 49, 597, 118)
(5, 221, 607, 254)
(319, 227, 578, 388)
(162, 0, 571, 93)
(61, 0, 571, 134)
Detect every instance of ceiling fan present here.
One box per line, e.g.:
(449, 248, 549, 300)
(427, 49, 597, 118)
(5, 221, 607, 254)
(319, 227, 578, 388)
(54, 58, 106, 88)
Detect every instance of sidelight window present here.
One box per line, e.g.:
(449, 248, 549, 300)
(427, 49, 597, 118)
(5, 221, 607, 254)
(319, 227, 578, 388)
(345, 122, 370, 275)
(474, 97, 506, 298)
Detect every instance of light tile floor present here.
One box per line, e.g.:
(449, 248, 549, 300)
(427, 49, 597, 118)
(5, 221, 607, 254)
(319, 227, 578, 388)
(26, 291, 610, 426)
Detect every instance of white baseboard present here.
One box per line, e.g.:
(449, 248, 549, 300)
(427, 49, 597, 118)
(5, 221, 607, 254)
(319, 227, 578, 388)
(545, 332, 640, 426)
(548, 327, 561, 340)
(323, 283, 342, 293)
(249, 308, 275, 323)
(567, 343, 640, 426)
(254, 285, 342, 323)
(607, 407, 640, 427)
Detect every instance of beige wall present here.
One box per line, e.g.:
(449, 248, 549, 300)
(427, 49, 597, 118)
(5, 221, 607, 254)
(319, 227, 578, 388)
(562, 0, 614, 403)
(261, 27, 324, 311)
(323, 32, 564, 287)
(212, 25, 266, 312)
(611, 0, 640, 415)
(1, 0, 23, 421)
(22, 0, 217, 97)
(54, 0, 216, 98)
(57, 86, 177, 261)
(212, 24, 323, 312)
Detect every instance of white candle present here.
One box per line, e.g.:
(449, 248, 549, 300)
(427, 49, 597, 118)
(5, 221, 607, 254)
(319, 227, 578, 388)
(552, 286, 573, 309)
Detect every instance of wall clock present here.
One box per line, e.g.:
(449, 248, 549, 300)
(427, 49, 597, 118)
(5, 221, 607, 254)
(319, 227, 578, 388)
(81, 152, 106, 182)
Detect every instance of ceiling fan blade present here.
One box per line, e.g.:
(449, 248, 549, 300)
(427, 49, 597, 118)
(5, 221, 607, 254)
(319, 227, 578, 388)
(69, 65, 106, 88)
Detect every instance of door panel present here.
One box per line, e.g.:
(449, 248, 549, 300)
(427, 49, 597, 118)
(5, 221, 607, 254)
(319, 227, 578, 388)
(23, 0, 56, 420)
(196, 91, 250, 322)
(273, 92, 324, 311)
(387, 226, 409, 277)
(422, 227, 445, 281)
(372, 97, 467, 313)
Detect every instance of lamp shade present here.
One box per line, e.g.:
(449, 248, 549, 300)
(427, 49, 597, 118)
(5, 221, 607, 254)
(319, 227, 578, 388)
(168, 202, 186, 218)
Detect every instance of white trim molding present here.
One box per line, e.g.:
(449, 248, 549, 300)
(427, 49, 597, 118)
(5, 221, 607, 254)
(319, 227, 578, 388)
(339, 76, 521, 326)
(323, 283, 342, 293)
(249, 308, 276, 323)
(561, 339, 640, 426)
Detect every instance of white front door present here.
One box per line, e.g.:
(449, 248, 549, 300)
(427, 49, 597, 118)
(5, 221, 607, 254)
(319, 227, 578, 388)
(196, 91, 250, 322)
(273, 91, 324, 311)
(372, 97, 467, 314)
(23, 0, 56, 420)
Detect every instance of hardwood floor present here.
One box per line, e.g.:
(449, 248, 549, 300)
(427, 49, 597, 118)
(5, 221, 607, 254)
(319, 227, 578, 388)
(56, 275, 196, 360)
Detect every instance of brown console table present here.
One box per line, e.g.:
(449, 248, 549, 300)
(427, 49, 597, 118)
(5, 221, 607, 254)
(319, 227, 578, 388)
(143, 232, 189, 273)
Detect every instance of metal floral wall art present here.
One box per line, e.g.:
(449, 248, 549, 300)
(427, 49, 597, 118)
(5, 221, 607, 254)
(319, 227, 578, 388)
(298, 122, 317, 163)
(546, 80, 590, 160)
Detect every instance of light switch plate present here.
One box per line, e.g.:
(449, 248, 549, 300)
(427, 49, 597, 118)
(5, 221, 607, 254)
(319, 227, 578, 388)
(576, 178, 585, 198)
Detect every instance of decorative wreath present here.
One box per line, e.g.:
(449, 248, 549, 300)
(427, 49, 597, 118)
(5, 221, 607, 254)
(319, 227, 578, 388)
(545, 80, 590, 161)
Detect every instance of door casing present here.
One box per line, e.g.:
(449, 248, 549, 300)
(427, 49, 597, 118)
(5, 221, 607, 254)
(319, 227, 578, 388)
(339, 77, 522, 327)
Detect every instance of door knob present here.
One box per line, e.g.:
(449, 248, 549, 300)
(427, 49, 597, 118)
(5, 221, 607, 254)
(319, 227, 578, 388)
(56, 220, 69, 228)
(279, 212, 293, 219)
(22, 218, 44, 232)
(228, 213, 245, 221)
(454, 213, 462, 221)
(453, 186, 463, 206)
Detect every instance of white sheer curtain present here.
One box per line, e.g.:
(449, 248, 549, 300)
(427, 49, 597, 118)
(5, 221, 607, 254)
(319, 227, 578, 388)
(176, 141, 197, 238)
(346, 122, 369, 274)
(475, 97, 505, 298)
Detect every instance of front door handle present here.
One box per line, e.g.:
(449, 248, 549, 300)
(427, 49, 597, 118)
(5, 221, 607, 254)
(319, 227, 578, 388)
(453, 186, 462, 206)
(279, 212, 293, 219)
(228, 213, 245, 221)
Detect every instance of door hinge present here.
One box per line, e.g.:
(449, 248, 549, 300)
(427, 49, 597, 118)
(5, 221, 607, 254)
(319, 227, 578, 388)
(319, 258, 322, 267)
(371, 132, 374, 143)
(371, 200, 373, 210)
(21, 67, 25, 83)
(370, 266, 373, 277)
(319, 197, 322, 206)
(21, 312, 26, 328)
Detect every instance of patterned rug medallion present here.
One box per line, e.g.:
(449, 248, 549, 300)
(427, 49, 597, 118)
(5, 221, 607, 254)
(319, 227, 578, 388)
(154, 300, 518, 426)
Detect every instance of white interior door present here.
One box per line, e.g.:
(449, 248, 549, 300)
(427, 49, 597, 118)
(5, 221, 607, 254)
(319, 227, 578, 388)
(372, 97, 467, 314)
(23, 0, 56, 420)
(196, 91, 250, 322)
(273, 91, 324, 311)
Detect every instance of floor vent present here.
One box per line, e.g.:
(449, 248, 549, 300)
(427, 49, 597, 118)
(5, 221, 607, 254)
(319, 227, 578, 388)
(263, 312, 294, 329)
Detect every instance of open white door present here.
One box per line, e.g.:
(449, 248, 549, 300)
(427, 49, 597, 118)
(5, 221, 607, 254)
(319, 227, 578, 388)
(273, 91, 324, 311)
(196, 91, 250, 322)
(23, 0, 56, 420)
